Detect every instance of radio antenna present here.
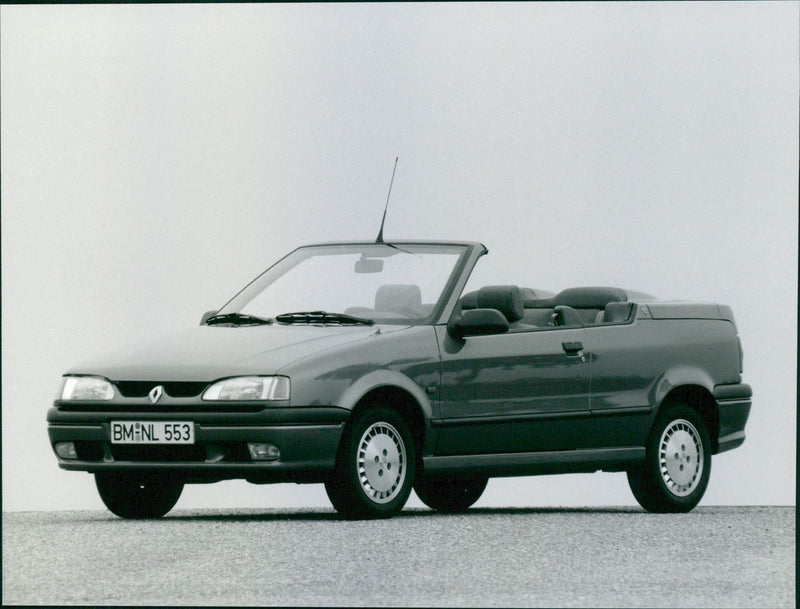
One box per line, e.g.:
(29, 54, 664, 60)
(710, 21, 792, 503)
(376, 156, 399, 243)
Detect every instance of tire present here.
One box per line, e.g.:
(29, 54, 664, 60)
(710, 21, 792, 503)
(414, 475, 488, 512)
(627, 403, 711, 513)
(95, 472, 184, 519)
(325, 406, 415, 519)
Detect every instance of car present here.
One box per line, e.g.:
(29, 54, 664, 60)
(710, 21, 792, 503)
(48, 240, 752, 519)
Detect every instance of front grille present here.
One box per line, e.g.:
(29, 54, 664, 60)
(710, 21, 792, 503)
(110, 444, 208, 462)
(75, 441, 104, 462)
(57, 403, 266, 413)
(115, 381, 210, 398)
(81, 442, 255, 463)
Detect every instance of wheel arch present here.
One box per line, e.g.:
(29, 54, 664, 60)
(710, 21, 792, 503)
(349, 385, 429, 460)
(656, 385, 720, 453)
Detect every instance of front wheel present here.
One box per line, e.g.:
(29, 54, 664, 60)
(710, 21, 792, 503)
(325, 406, 415, 519)
(627, 404, 711, 513)
(414, 475, 488, 512)
(95, 472, 183, 518)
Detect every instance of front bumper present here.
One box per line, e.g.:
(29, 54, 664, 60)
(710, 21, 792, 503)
(47, 405, 349, 484)
(713, 383, 752, 454)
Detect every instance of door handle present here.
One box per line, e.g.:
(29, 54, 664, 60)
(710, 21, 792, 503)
(562, 341, 585, 362)
(562, 341, 586, 363)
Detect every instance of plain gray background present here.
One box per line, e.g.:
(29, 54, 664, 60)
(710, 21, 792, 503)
(2, 2, 797, 512)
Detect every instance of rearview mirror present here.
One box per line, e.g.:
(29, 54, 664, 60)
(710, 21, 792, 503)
(355, 255, 384, 274)
(447, 308, 509, 339)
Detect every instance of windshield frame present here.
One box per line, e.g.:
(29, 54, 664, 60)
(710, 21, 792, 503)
(214, 241, 484, 326)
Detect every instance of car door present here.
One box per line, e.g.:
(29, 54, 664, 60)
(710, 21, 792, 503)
(433, 324, 591, 455)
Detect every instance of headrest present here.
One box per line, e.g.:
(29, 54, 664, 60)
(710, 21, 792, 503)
(554, 305, 584, 327)
(375, 284, 422, 312)
(476, 285, 524, 322)
(603, 301, 633, 323)
(519, 287, 554, 301)
(554, 287, 628, 309)
(459, 291, 479, 310)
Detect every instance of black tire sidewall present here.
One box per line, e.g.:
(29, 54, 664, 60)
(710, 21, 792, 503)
(636, 403, 712, 512)
(328, 406, 416, 519)
(95, 472, 183, 519)
(414, 475, 488, 512)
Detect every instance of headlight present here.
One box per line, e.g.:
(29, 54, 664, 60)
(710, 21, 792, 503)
(202, 376, 290, 401)
(60, 376, 115, 400)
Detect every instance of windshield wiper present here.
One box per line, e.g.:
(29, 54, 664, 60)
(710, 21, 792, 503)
(275, 311, 375, 326)
(205, 312, 272, 326)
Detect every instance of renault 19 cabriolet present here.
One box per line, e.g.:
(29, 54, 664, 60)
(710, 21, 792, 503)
(48, 240, 751, 519)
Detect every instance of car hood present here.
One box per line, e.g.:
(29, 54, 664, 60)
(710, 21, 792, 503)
(66, 324, 385, 381)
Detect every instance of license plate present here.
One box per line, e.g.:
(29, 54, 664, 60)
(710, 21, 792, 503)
(110, 421, 194, 444)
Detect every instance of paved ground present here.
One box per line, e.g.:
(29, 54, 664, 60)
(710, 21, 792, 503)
(2, 506, 795, 607)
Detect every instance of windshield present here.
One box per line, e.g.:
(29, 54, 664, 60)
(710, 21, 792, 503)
(216, 243, 469, 325)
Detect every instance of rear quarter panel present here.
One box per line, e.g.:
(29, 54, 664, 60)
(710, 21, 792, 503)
(585, 307, 742, 447)
(588, 317, 741, 411)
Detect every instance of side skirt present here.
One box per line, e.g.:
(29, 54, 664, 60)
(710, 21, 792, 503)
(422, 447, 645, 477)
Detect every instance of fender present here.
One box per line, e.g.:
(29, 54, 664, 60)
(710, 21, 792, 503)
(648, 365, 716, 410)
(335, 368, 435, 420)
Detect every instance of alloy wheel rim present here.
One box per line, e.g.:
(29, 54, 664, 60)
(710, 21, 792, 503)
(658, 419, 703, 497)
(357, 422, 406, 504)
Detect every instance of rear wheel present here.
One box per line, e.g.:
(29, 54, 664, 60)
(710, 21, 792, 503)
(325, 406, 415, 519)
(627, 404, 711, 513)
(414, 475, 488, 512)
(95, 472, 183, 518)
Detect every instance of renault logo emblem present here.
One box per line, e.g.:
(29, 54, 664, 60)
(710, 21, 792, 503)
(148, 385, 164, 404)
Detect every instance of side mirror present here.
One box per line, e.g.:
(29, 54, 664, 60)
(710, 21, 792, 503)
(447, 308, 509, 339)
(200, 310, 218, 325)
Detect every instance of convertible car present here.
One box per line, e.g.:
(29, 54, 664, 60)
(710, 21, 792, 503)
(48, 240, 752, 519)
